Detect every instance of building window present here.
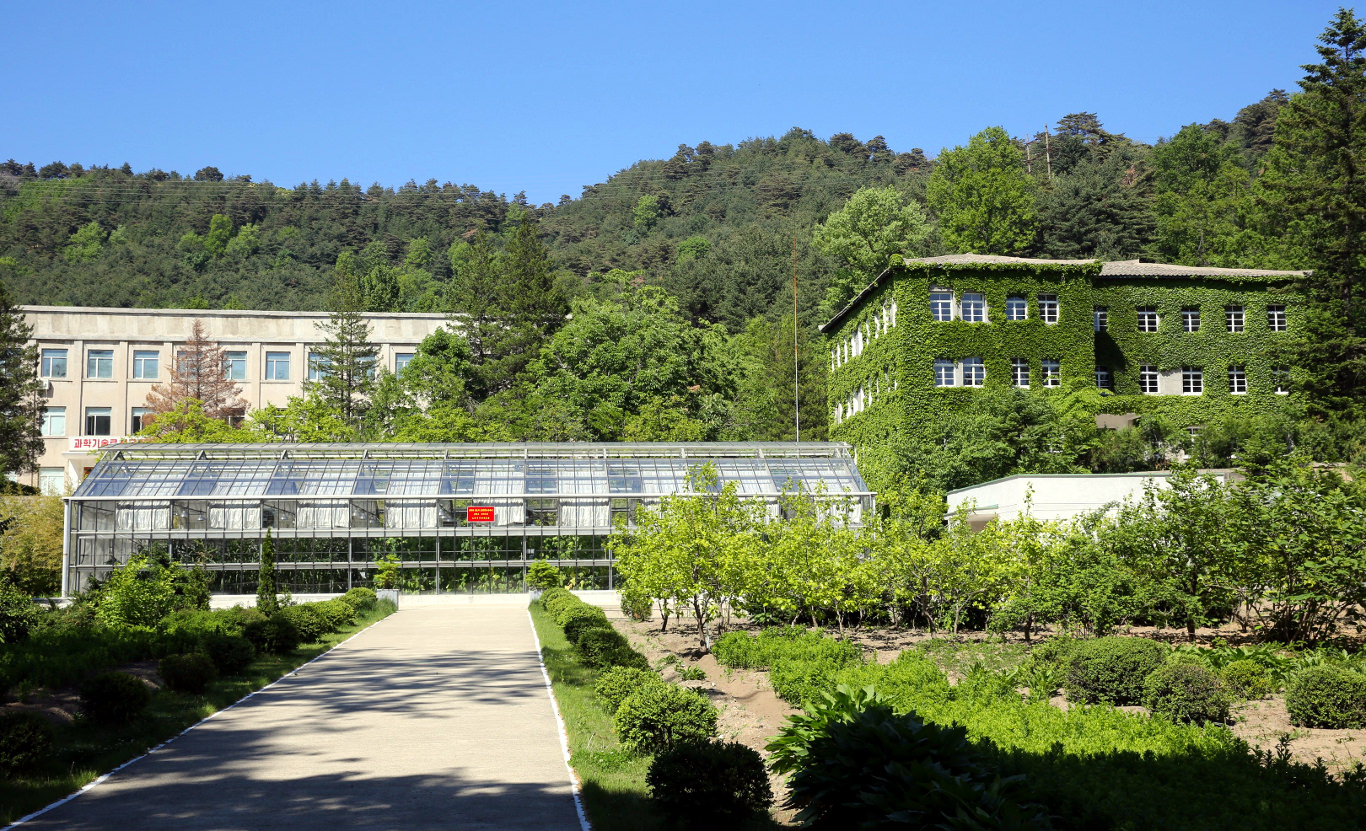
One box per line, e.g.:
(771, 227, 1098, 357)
(930, 289, 953, 322)
(1228, 366, 1247, 395)
(1273, 366, 1291, 394)
(1182, 307, 1201, 332)
(1042, 359, 1061, 387)
(1011, 358, 1029, 388)
(933, 359, 955, 387)
(85, 407, 111, 436)
(38, 468, 64, 496)
(265, 351, 290, 381)
(131, 407, 152, 432)
(1182, 367, 1204, 395)
(308, 351, 328, 382)
(360, 355, 377, 380)
(1038, 294, 1059, 324)
(395, 352, 414, 374)
(1139, 364, 1159, 394)
(1094, 307, 1108, 332)
(1006, 295, 1027, 321)
(1137, 306, 1159, 332)
(961, 293, 986, 323)
(132, 350, 159, 380)
(226, 351, 247, 380)
(41, 407, 65, 437)
(962, 357, 985, 387)
(1226, 306, 1244, 332)
(87, 349, 113, 379)
(40, 348, 67, 379)
(1095, 367, 1113, 390)
(1268, 305, 1287, 331)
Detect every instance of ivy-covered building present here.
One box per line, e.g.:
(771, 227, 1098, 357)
(821, 254, 1306, 451)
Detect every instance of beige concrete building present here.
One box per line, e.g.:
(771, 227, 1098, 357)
(22, 306, 447, 493)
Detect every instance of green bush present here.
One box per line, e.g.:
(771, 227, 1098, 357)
(595, 666, 666, 713)
(158, 652, 218, 695)
(540, 587, 575, 616)
(1143, 663, 1230, 724)
(313, 599, 357, 630)
(341, 587, 378, 612)
(0, 710, 54, 775)
(575, 627, 634, 669)
(1220, 659, 1273, 700)
(563, 613, 614, 647)
(615, 683, 719, 755)
(767, 685, 1041, 829)
(280, 604, 329, 643)
(200, 632, 255, 675)
(555, 601, 607, 630)
(80, 671, 152, 725)
(527, 559, 562, 590)
(712, 630, 760, 668)
(0, 575, 37, 644)
(770, 658, 839, 707)
(1286, 665, 1366, 729)
(600, 643, 651, 671)
(712, 627, 863, 672)
(243, 614, 301, 654)
(647, 740, 773, 823)
(1066, 636, 1166, 705)
(619, 585, 652, 621)
(94, 553, 210, 628)
(1030, 634, 1081, 668)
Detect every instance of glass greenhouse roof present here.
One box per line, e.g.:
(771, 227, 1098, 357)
(72, 442, 870, 501)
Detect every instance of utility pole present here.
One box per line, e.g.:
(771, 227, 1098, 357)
(792, 234, 800, 444)
(1044, 124, 1053, 181)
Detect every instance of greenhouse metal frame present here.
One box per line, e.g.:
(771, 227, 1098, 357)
(63, 442, 872, 596)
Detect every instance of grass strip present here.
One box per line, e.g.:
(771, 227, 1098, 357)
(529, 601, 667, 831)
(0, 602, 397, 825)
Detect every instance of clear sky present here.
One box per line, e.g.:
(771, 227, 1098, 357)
(3, 0, 1348, 204)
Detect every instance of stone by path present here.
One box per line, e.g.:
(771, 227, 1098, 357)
(16, 605, 583, 831)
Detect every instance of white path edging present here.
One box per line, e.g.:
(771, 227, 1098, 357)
(527, 608, 593, 831)
(4, 612, 394, 830)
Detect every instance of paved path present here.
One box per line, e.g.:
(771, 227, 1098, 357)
(18, 605, 583, 831)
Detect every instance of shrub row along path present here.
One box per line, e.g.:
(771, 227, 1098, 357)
(18, 603, 583, 830)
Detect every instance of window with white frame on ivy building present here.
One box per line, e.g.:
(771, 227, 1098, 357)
(1137, 306, 1159, 332)
(1011, 358, 1029, 388)
(1042, 359, 1061, 387)
(1273, 366, 1291, 394)
(1038, 294, 1058, 324)
(1093, 307, 1107, 332)
(1225, 305, 1244, 332)
(1095, 367, 1113, 390)
(1268, 305, 1287, 331)
(1182, 367, 1203, 394)
(1228, 366, 1247, 394)
(962, 357, 985, 386)
(934, 359, 955, 387)
(1006, 295, 1027, 320)
(1139, 364, 1159, 394)
(930, 289, 953, 322)
(1182, 307, 1201, 332)
(961, 293, 986, 322)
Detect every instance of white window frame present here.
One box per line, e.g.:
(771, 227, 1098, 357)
(38, 468, 64, 496)
(85, 406, 112, 436)
(395, 352, 414, 374)
(308, 351, 328, 382)
(933, 359, 956, 387)
(132, 350, 159, 380)
(226, 350, 247, 381)
(961, 293, 986, 323)
(1139, 365, 1159, 394)
(1042, 359, 1061, 387)
(40, 348, 67, 379)
(1182, 367, 1204, 395)
(1273, 366, 1290, 394)
(1038, 294, 1059, 324)
(1094, 307, 1107, 332)
(1137, 306, 1159, 333)
(1005, 296, 1027, 321)
(1096, 367, 1113, 390)
(265, 351, 291, 381)
(1268, 305, 1287, 332)
(962, 357, 984, 387)
(131, 407, 152, 432)
(1228, 366, 1247, 395)
(1226, 306, 1244, 332)
(930, 289, 954, 322)
(41, 406, 65, 437)
(87, 349, 113, 379)
(1182, 307, 1201, 333)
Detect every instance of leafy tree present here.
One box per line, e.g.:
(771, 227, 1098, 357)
(144, 319, 246, 422)
(309, 256, 378, 429)
(1150, 125, 1252, 266)
(927, 127, 1038, 255)
(63, 221, 106, 263)
(0, 285, 43, 476)
(0, 492, 63, 596)
(1257, 9, 1366, 419)
(204, 214, 233, 257)
(813, 185, 932, 317)
(136, 399, 262, 443)
(257, 528, 279, 615)
(247, 394, 352, 442)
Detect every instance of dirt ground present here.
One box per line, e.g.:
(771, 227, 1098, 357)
(606, 609, 1366, 802)
(2, 659, 161, 726)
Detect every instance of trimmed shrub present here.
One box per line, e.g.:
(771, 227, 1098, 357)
(576, 627, 633, 669)
(0, 711, 54, 775)
(200, 632, 255, 675)
(619, 586, 652, 622)
(563, 613, 614, 647)
(159, 652, 218, 695)
(341, 587, 378, 612)
(1143, 663, 1230, 724)
(1066, 637, 1166, 705)
(540, 588, 575, 616)
(615, 683, 719, 755)
(80, 671, 151, 725)
(595, 666, 667, 713)
(527, 559, 562, 590)
(243, 614, 301, 654)
(555, 601, 607, 630)
(1030, 634, 1081, 669)
(280, 604, 329, 643)
(313, 599, 357, 630)
(1219, 659, 1273, 700)
(599, 643, 651, 671)
(1286, 665, 1366, 729)
(647, 740, 773, 822)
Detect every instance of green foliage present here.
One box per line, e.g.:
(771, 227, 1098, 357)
(555, 601, 608, 630)
(256, 528, 278, 616)
(527, 559, 562, 590)
(767, 685, 1043, 830)
(0, 573, 36, 644)
(312, 599, 357, 630)
(1286, 665, 1366, 729)
(341, 587, 378, 612)
(927, 126, 1038, 255)
(614, 684, 719, 755)
(95, 553, 210, 629)
(308, 256, 378, 428)
(539, 586, 574, 614)
(619, 585, 652, 621)
(279, 603, 332, 643)
(80, 671, 151, 725)
(0, 711, 53, 775)
(158, 652, 218, 694)
(1142, 663, 1230, 724)
(576, 627, 632, 669)
(1066, 636, 1167, 705)
(0, 280, 44, 476)
(242, 613, 301, 654)
(814, 184, 932, 317)
(373, 553, 400, 590)
(596, 666, 667, 714)
(1219, 659, 1273, 700)
(646, 740, 773, 824)
(563, 612, 613, 647)
(199, 632, 255, 675)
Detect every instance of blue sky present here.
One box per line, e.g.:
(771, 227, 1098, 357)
(4, 1, 1348, 204)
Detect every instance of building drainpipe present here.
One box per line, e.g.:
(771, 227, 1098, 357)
(61, 498, 71, 598)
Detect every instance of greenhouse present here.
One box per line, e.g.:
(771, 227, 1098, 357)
(63, 442, 873, 596)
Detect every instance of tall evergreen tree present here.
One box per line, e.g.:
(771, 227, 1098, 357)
(257, 527, 278, 616)
(927, 127, 1038, 255)
(1258, 9, 1366, 418)
(0, 284, 43, 476)
(309, 255, 377, 429)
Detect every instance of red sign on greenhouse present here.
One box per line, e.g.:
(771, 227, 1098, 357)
(467, 506, 495, 523)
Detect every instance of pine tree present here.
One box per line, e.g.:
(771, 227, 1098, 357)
(0, 283, 44, 475)
(144, 319, 246, 422)
(310, 255, 378, 429)
(257, 527, 278, 616)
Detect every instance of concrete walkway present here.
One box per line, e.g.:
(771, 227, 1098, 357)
(18, 605, 583, 831)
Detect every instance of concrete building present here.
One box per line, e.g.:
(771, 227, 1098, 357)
(22, 306, 447, 493)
